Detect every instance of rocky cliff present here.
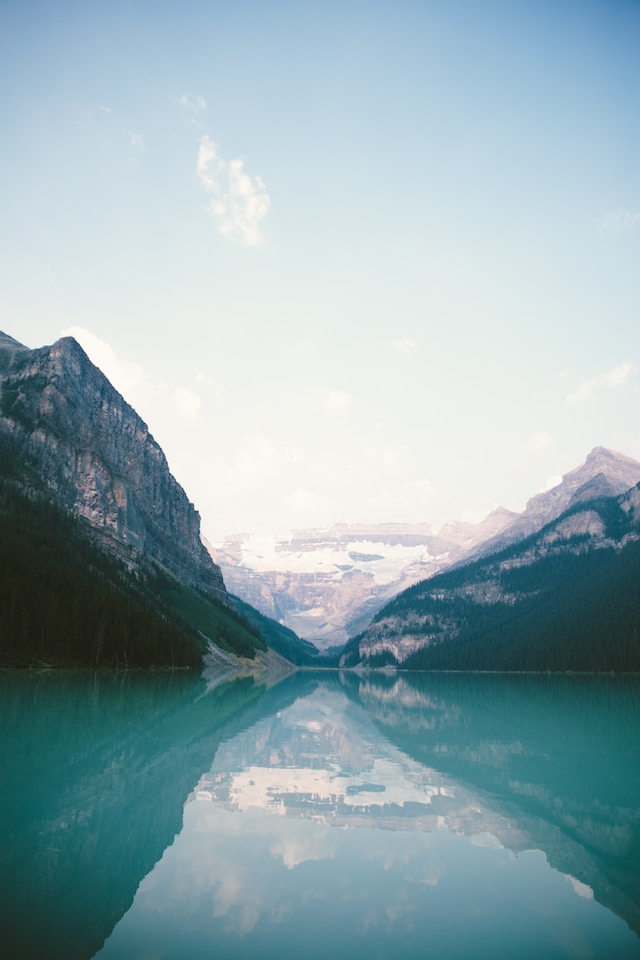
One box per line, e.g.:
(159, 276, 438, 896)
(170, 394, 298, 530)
(0, 331, 226, 601)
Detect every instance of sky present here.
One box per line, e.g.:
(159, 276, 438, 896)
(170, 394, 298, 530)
(1, 0, 639, 542)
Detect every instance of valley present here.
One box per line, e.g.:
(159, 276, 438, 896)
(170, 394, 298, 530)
(2, 329, 640, 675)
(209, 447, 640, 662)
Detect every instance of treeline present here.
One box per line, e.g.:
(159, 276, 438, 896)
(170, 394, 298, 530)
(230, 594, 317, 665)
(0, 437, 264, 668)
(229, 594, 342, 667)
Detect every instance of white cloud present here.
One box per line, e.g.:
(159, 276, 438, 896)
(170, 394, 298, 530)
(287, 340, 314, 359)
(356, 478, 434, 525)
(324, 390, 352, 412)
(541, 474, 562, 493)
(281, 488, 342, 526)
(232, 436, 281, 486)
(61, 326, 204, 431)
(598, 209, 640, 234)
(123, 129, 144, 151)
(197, 136, 270, 246)
(393, 338, 416, 354)
(525, 431, 555, 455)
(358, 488, 425, 524)
(564, 874, 594, 900)
(176, 438, 329, 538)
(174, 387, 201, 420)
(567, 360, 634, 405)
(459, 506, 494, 524)
(175, 93, 207, 126)
(362, 441, 411, 476)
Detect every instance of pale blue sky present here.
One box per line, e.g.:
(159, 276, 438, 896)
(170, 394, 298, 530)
(1, 0, 639, 539)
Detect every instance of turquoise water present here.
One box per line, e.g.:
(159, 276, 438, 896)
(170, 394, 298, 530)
(1, 669, 639, 959)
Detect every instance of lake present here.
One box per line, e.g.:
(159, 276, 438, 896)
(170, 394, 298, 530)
(1, 668, 639, 959)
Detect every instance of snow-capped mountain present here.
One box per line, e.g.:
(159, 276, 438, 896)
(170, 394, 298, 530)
(208, 511, 517, 650)
(208, 448, 640, 650)
(343, 475, 640, 672)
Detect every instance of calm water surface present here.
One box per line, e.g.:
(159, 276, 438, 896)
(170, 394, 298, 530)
(1, 669, 639, 959)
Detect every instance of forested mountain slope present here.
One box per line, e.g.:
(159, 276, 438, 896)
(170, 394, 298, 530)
(341, 485, 640, 672)
(210, 448, 640, 651)
(0, 432, 267, 667)
(0, 331, 310, 668)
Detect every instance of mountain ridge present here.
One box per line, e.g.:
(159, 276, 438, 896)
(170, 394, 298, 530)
(341, 481, 640, 671)
(208, 509, 518, 650)
(209, 447, 640, 650)
(0, 330, 311, 668)
(459, 446, 640, 566)
(1, 331, 226, 600)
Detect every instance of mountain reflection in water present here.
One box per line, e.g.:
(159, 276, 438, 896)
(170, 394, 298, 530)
(1, 670, 639, 959)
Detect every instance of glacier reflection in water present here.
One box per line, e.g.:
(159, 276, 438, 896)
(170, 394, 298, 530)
(93, 671, 640, 960)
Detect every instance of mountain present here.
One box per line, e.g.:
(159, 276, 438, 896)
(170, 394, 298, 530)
(227, 594, 330, 666)
(208, 509, 518, 650)
(0, 331, 303, 669)
(209, 448, 640, 652)
(459, 446, 640, 564)
(341, 482, 640, 671)
(0, 331, 225, 598)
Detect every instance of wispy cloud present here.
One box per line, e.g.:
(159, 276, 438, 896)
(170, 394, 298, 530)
(393, 338, 416, 354)
(175, 93, 207, 127)
(324, 391, 352, 412)
(197, 136, 270, 247)
(598, 209, 640, 234)
(174, 387, 201, 420)
(123, 129, 144, 151)
(567, 360, 634, 405)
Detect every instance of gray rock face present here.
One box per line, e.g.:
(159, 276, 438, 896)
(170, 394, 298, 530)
(0, 332, 226, 601)
(466, 447, 640, 562)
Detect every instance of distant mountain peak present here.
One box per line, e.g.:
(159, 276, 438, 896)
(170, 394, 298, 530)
(461, 446, 640, 563)
(582, 445, 640, 471)
(525, 447, 640, 507)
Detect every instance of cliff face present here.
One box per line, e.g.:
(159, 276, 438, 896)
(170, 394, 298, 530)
(0, 332, 226, 601)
